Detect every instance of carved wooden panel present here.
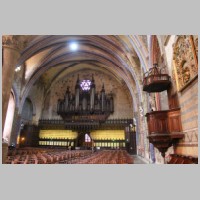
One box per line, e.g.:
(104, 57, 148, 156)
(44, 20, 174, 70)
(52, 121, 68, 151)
(146, 108, 184, 158)
(146, 108, 182, 134)
(159, 118, 168, 133)
(168, 116, 181, 132)
(168, 92, 179, 109)
(173, 35, 198, 91)
(146, 111, 168, 134)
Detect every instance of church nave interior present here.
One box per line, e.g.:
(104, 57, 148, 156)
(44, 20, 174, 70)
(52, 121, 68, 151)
(2, 35, 198, 164)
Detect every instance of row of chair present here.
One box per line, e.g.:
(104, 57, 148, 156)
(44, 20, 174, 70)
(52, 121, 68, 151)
(64, 150, 133, 164)
(6, 148, 133, 164)
(6, 148, 92, 164)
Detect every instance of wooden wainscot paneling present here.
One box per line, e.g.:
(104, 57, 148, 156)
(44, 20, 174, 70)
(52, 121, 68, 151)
(146, 110, 168, 134)
(146, 108, 182, 134)
(167, 108, 182, 133)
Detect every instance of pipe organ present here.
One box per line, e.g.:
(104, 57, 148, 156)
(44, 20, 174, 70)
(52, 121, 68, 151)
(57, 75, 114, 120)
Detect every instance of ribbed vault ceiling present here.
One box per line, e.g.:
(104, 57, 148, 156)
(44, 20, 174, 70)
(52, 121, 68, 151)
(16, 35, 149, 113)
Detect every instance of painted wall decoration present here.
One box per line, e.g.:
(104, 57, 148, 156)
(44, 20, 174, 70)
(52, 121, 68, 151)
(41, 69, 133, 119)
(173, 35, 198, 91)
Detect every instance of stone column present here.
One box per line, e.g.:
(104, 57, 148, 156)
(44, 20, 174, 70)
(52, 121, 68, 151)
(2, 36, 21, 133)
(2, 36, 22, 163)
(9, 108, 21, 146)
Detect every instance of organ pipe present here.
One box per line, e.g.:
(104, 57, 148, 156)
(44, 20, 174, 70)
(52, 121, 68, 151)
(82, 97, 87, 110)
(64, 87, 70, 112)
(110, 95, 114, 113)
(90, 75, 95, 111)
(75, 75, 80, 110)
(61, 102, 64, 113)
(75, 89, 79, 110)
(57, 75, 114, 116)
(90, 88, 95, 110)
(101, 84, 105, 112)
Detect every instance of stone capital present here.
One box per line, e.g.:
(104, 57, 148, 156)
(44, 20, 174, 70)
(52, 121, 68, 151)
(2, 35, 27, 51)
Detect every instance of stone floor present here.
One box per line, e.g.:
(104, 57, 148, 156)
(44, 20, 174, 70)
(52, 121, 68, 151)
(132, 155, 149, 164)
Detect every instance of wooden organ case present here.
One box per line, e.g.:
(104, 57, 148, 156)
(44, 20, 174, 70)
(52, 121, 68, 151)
(57, 75, 114, 122)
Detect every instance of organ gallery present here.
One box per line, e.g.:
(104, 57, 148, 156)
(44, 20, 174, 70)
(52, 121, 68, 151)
(57, 75, 114, 119)
(2, 35, 198, 164)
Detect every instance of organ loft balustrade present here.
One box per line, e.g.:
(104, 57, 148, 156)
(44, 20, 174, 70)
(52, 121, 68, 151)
(38, 118, 133, 132)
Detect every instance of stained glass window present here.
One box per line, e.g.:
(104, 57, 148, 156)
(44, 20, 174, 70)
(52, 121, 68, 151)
(80, 80, 91, 91)
(85, 134, 91, 142)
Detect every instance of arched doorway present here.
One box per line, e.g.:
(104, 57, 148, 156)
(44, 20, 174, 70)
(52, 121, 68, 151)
(3, 92, 15, 144)
(76, 132, 92, 149)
